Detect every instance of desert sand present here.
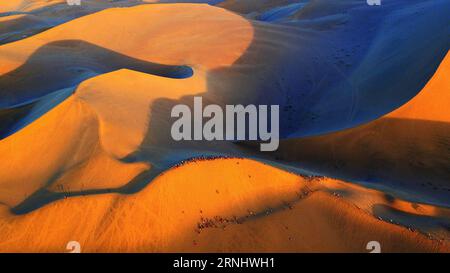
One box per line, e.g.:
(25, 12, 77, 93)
(0, 0, 448, 252)
(1, 158, 448, 252)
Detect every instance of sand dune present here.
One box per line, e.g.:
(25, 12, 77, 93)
(0, 3, 253, 208)
(0, 1, 146, 45)
(0, 1, 70, 14)
(266, 52, 450, 208)
(0, 40, 193, 137)
(0, 158, 448, 252)
(0, 0, 448, 252)
(240, 52, 450, 240)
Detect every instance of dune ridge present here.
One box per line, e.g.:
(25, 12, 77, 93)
(0, 0, 448, 252)
(0, 158, 448, 252)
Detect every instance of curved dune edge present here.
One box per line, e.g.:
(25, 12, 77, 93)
(0, 68, 209, 207)
(387, 52, 450, 122)
(0, 3, 253, 208)
(0, 0, 62, 13)
(268, 51, 450, 207)
(0, 4, 253, 73)
(0, 158, 448, 253)
(0, 1, 448, 252)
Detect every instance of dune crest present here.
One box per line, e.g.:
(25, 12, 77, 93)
(271, 52, 450, 209)
(0, 158, 448, 252)
(0, 0, 448, 252)
(0, 3, 253, 208)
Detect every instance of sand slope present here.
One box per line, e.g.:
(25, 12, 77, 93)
(0, 3, 253, 208)
(0, 158, 448, 252)
(0, 1, 448, 252)
(270, 52, 450, 207)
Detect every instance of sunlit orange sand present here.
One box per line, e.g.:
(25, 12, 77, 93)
(272, 52, 450, 208)
(0, 1, 449, 253)
(0, 158, 447, 253)
(0, 3, 253, 207)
